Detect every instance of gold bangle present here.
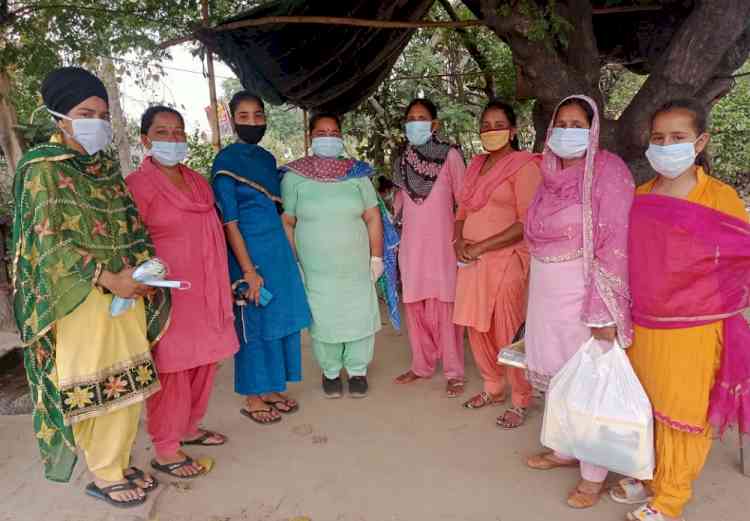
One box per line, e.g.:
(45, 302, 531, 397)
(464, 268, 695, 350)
(92, 263, 103, 286)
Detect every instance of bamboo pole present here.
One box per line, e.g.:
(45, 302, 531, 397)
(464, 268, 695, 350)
(160, 16, 487, 48)
(202, 0, 221, 151)
(159, 6, 664, 49)
(303, 110, 310, 156)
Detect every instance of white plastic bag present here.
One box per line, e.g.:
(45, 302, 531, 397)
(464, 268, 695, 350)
(541, 337, 654, 480)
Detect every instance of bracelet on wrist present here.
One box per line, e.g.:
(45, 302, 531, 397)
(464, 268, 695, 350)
(92, 263, 104, 287)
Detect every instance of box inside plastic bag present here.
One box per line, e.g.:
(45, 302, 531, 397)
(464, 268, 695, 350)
(541, 337, 654, 480)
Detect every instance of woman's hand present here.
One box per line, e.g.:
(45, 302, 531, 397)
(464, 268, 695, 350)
(591, 326, 617, 342)
(454, 237, 475, 263)
(464, 241, 485, 261)
(243, 269, 264, 306)
(98, 268, 149, 299)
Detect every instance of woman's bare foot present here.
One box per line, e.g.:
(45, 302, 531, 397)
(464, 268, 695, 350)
(93, 477, 145, 503)
(154, 450, 203, 478)
(526, 450, 578, 470)
(182, 429, 227, 445)
(243, 395, 281, 423)
(446, 378, 465, 397)
(394, 370, 424, 384)
(261, 392, 299, 413)
(567, 479, 603, 509)
(123, 467, 156, 490)
(462, 391, 505, 409)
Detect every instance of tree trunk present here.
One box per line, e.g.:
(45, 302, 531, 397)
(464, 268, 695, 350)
(0, 69, 24, 179)
(97, 59, 132, 174)
(462, 0, 750, 183)
(0, 68, 20, 332)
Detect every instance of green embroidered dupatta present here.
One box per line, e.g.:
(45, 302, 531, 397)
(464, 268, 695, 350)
(11, 143, 171, 482)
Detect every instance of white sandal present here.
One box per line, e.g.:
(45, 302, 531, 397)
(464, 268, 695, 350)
(626, 505, 685, 521)
(610, 478, 653, 505)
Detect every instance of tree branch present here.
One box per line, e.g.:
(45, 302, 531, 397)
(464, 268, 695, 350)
(619, 0, 750, 160)
(437, 0, 495, 99)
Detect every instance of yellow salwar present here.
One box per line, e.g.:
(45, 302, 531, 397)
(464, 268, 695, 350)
(71, 403, 142, 481)
(628, 169, 748, 518)
(56, 289, 157, 481)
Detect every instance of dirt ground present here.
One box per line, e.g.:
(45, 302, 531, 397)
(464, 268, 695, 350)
(1, 321, 748, 521)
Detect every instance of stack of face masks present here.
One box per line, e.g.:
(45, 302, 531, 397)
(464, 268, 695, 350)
(110, 258, 190, 317)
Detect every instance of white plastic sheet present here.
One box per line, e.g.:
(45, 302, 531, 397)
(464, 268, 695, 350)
(541, 337, 654, 480)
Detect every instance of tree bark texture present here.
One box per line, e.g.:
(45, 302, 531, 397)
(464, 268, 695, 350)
(0, 69, 22, 331)
(97, 59, 133, 174)
(462, 0, 750, 184)
(0, 69, 24, 180)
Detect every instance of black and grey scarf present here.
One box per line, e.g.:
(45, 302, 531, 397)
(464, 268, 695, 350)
(392, 134, 463, 204)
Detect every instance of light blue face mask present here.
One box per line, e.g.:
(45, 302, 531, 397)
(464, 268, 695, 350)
(405, 121, 433, 146)
(150, 141, 188, 167)
(312, 136, 344, 158)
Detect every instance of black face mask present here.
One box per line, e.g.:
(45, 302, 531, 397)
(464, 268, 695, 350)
(235, 124, 267, 145)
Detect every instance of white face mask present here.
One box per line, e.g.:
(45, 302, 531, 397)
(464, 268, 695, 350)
(47, 108, 113, 156)
(311, 136, 344, 158)
(548, 127, 590, 159)
(645, 142, 696, 179)
(405, 121, 432, 146)
(149, 141, 188, 167)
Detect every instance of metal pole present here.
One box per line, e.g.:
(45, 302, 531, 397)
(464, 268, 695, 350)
(202, 0, 221, 151)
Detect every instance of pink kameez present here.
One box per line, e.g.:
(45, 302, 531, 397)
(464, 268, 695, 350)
(127, 158, 238, 457)
(524, 95, 635, 483)
(395, 148, 465, 379)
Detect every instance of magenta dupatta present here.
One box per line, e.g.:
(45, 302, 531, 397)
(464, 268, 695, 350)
(629, 194, 750, 435)
(459, 150, 536, 212)
(525, 95, 635, 345)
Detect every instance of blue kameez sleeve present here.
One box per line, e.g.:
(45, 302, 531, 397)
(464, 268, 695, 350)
(212, 174, 240, 224)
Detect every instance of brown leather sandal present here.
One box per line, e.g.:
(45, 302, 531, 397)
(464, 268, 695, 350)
(462, 391, 505, 409)
(446, 378, 465, 398)
(566, 480, 603, 509)
(394, 370, 425, 384)
(526, 450, 579, 470)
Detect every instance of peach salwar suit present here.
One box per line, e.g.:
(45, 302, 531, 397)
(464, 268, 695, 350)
(453, 151, 540, 407)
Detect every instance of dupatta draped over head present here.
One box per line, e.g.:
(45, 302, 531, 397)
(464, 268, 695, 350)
(392, 134, 463, 204)
(11, 144, 171, 482)
(630, 194, 750, 435)
(525, 95, 634, 346)
(281, 156, 401, 331)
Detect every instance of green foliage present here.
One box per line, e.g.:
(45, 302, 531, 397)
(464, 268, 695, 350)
(220, 77, 305, 163)
(341, 2, 531, 176)
(600, 63, 749, 195)
(710, 63, 750, 196)
(185, 130, 219, 180)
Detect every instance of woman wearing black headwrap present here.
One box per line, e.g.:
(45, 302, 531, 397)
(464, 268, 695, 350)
(12, 67, 170, 507)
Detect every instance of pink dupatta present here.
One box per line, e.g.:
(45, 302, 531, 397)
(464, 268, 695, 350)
(525, 95, 635, 346)
(629, 194, 750, 435)
(130, 157, 232, 332)
(458, 150, 535, 212)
